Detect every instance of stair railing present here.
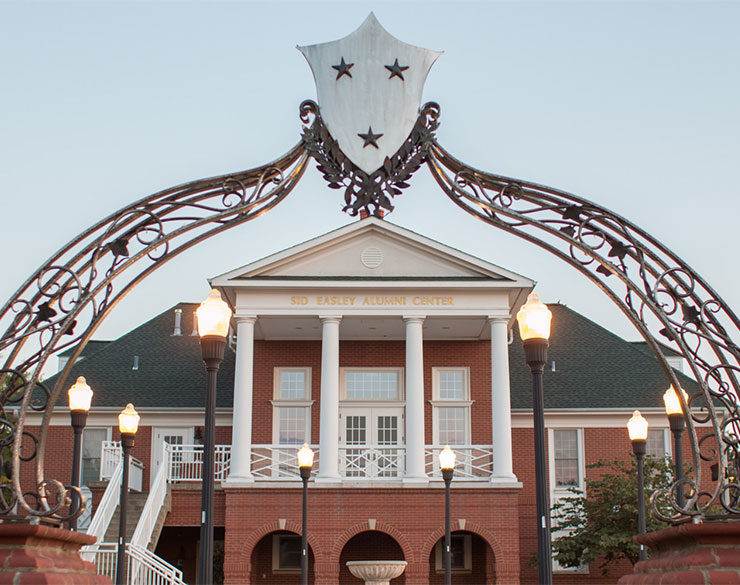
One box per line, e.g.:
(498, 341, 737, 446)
(127, 542, 185, 585)
(130, 443, 170, 550)
(84, 542, 185, 585)
(82, 457, 123, 560)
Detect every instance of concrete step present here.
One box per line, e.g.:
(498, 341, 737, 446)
(103, 492, 149, 543)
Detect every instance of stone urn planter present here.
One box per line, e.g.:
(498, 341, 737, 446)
(346, 560, 408, 584)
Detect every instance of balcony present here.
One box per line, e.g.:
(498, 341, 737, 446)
(102, 442, 494, 484)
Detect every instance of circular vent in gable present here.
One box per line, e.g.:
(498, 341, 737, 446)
(361, 247, 383, 269)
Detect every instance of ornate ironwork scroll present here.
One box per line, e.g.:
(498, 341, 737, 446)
(0, 143, 310, 522)
(425, 134, 740, 521)
(2, 96, 738, 528)
(300, 100, 440, 217)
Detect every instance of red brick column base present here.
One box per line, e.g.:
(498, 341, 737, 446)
(0, 523, 111, 585)
(618, 521, 740, 585)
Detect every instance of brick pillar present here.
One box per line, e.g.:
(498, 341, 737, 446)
(618, 521, 740, 584)
(0, 523, 111, 584)
(495, 562, 521, 585)
(314, 561, 339, 584)
(404, 561, 429, 584)
(223, 560, 249, 584)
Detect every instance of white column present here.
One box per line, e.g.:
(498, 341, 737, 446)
(490, 316, 517, 481)
(404, 316, 428, 484)
(226, 316, 257, 484)
(317, 316, 342, 482)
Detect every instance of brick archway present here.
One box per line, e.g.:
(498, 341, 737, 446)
(242, 519, 324, 564)
(420, 520, 510, 583)
(420, 520, 502, 563)
(330, 521, 413, 565)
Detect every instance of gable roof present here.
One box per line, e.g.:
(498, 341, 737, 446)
(47, 301, 695, 411)
(211, 217, 534, 286)
(46, 303, 235, 409)
(508, 304, 698, 409)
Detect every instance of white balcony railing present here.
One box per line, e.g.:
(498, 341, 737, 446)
(424, 445, 494, 480)
(166, 444, 232, 482)
(251, 445, 320, 480)
(339, 447, 405, 479)
(161, 444, 493, 482)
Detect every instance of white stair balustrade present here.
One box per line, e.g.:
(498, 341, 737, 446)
(127, 543, 185, 585)
(83, 458, 123, 559)
(84, 542, 117, 578)
(130, 444, 169, 550)
(99, 440, 144, 491)
(100, 440, 121, 481)
(84, 542, 185, 585)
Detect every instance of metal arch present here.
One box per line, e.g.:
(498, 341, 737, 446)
(424, 137, 740, 521)
(0, 141, 310, 521)
(1, 96, 739, 525)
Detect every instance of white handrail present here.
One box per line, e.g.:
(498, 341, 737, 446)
(84, 542, 185, 585)
(83, 457, 123, 556)
(166, 444, 233, 482)
(100, 440, 121, 480)
(130, 445, 169, 550)
(128, 543, 185, 585)
(100, 440, 144, 491)
(84, 542, 117, 579)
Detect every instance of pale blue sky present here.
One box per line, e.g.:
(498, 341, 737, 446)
(1, 0, 739, 349)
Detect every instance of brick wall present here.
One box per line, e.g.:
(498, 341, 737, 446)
(219, 486, 521, 585)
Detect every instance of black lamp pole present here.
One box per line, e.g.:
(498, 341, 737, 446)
(668, 413, 685, 508)
(116, 432, 135, 585)
(442, 466, 454, 585)
(300, 464, 311, 585)
(69, 408, 88, 531)
(197, 334, 226, 585)
(631, 437, 647, 562)
(523, 337, 553, 585)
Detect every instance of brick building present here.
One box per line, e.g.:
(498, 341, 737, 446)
(38, 217, 695, 584)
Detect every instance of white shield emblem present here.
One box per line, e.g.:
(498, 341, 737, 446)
(298, 13, 442, 175)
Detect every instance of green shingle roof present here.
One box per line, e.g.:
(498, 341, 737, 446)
(48, 302, 694, 410)
(509, 304, 697, 409)
(48, 303, 235, 409)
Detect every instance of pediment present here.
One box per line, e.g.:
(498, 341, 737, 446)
(212, 219, 533, 286)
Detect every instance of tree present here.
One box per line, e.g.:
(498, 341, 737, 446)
(550, 456, 674, 575)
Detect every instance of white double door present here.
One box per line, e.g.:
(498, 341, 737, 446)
(339, 407, 404, 478)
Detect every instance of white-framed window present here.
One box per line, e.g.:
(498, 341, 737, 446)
(271, 534, 301, 573)
(431, 367, 472, 446)
(272, 368, 312, 445)
(647, 428, 670, 458)
(549, 428, 588, 574)
(553, 429, 581, 488)
(81, 427, 111, 486)
(434, 534, 472, 573)
(340, 368, 404, 401)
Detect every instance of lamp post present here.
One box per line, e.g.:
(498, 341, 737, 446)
(663, 386, 687, 508)
(516, 292, 553, 585)
(116, 403, 139, 585)
(196, 289, 232, 585)
(67, 376, 93, 531)
(627, 410, 648, 562)
(439, 445, 456, 585)
(297, 443, 314, 585)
